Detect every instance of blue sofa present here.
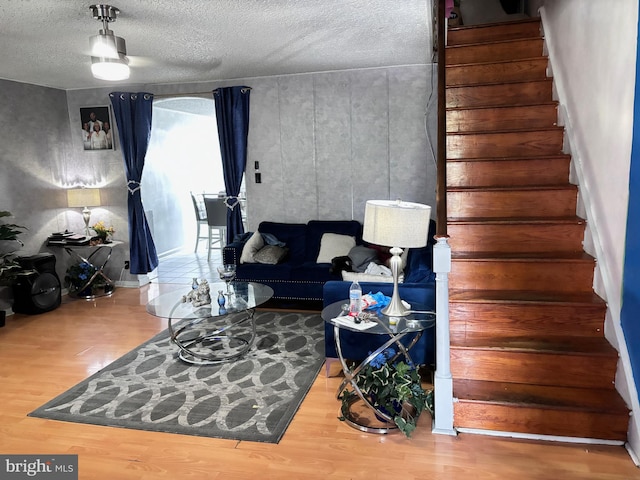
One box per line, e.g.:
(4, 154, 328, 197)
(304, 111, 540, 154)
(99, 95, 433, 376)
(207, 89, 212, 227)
(323, 220, 437, 370)
(222, 220, 363, 301)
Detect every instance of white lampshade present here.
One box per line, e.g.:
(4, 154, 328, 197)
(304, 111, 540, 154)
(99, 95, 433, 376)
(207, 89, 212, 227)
(363, 200, 431, 248)
(67, 188, 101, 208)
(362, 199, 432, 316)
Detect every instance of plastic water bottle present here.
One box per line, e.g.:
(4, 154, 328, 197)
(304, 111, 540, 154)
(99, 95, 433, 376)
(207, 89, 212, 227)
(348, 280, 362, 317)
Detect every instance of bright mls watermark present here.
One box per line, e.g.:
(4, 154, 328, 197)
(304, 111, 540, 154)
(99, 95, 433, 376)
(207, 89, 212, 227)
(0, 455, 78, 479)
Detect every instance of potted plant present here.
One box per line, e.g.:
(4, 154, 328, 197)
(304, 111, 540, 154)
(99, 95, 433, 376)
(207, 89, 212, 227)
(338, 347, 434, 437)
(0, 211, 26, 284)
(65, 261, 100, 296)
(90, 221, 115, 244)
(0, 211, 26, 326)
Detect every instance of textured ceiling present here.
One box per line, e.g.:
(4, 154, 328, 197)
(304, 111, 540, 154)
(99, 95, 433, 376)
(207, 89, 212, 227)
(0, 0, 433, 91)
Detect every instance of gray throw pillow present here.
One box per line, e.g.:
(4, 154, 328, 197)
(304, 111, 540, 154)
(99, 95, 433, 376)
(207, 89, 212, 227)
(348, 245, 379, 272)
(254, 245, 289, 265)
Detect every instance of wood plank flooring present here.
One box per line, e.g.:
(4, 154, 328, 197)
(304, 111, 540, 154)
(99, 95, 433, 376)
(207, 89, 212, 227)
(0, 286, 637, 479)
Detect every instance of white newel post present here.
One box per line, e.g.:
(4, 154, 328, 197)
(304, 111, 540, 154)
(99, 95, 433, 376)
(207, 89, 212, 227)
(432, 236, 456, 435)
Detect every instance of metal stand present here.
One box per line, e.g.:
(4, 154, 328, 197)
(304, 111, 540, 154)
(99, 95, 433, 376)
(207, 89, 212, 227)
(64, 243, 117, 299)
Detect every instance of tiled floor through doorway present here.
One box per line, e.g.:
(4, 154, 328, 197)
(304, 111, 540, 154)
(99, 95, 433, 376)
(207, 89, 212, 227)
(153, 248, 224, 285)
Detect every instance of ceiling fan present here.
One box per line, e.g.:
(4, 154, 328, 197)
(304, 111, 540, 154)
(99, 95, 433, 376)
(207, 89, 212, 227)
(88, 4, 130, 81)
(87, 4, 221, 83)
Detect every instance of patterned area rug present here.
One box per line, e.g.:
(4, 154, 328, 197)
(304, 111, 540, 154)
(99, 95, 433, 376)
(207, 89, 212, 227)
(29, 311, 324, 443)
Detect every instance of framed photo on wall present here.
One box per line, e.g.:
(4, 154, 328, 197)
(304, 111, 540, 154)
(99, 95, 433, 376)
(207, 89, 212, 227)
(80, 105, 114, 151)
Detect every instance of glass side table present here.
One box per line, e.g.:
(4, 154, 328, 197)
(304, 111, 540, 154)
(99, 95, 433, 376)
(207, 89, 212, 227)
(321, 300, 435, 434)
(62, 241, 121, 299)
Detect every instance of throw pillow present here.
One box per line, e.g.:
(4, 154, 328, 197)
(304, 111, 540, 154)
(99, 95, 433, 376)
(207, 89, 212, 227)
(240, 231, 264, 264)
(316, 233, 356, 263)
(254, 245, 289, 265)
(348, 245, 379, 272)
(341, 271, 403, 284)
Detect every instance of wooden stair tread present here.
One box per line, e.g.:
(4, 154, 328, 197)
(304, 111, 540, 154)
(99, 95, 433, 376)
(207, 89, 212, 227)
(449, 289, 605, 306)
(447, 154, 570, 164)
(447, 216, 584, 225)
(447, 184, 576, 192)
(446, 56, 547, 69)
(446, 36, 543, 51)
(450, 333, 618, 356)
(449, 17, 541, 31)
(447, 126, 563, 136)
(451, 251, 594, 261)
(446, 101, 557, 112)
(454, 380, 628, 413)
(447, 76, 553, 90)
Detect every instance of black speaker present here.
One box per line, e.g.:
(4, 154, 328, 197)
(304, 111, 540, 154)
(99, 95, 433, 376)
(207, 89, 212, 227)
(13, 253, 62, 314)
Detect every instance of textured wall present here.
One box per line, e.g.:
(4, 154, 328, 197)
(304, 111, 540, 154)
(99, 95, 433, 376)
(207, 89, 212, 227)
(0, 80, 130, 285)
(1, 65, 436, 281)
(244, 66, 437, 230)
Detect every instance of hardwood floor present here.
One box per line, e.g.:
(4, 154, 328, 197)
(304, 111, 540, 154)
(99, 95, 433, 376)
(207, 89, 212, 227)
(0, 286, 637, 479)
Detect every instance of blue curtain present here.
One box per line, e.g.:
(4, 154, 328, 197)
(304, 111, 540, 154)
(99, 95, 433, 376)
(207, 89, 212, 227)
(109, 92, 158, 275)
(213, 86, 251, 244)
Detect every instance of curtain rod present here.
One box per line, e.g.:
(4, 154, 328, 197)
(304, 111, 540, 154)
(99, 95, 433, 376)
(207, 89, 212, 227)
(152, 87, 252, 99)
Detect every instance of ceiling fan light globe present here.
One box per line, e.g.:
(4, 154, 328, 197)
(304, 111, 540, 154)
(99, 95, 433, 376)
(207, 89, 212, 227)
(91, 57, 130, 81)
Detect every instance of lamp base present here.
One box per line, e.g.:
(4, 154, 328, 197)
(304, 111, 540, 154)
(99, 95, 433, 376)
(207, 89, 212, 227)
(82, 207, 92, 237)
(381, 246, 410, 317)
(381, 292, 410, 317)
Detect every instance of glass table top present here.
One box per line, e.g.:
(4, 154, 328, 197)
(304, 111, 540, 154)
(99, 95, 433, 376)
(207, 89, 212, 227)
(321, 300, 435, 335)
(146, 281, 274, 320)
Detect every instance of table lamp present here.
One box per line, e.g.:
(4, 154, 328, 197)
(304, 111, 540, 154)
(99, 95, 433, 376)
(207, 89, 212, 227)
(67, 188, 101, 236)
(363, 199, 432, 317)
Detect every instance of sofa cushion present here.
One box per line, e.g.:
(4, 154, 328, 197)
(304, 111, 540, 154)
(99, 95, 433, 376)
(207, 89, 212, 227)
(305, 220, 362, 262)
(316, 233, 356, 263)
(258, 222, 307, 262)
(254, 245, 289, 264)
(404, 246, 435, 283)
(240, 231, 264, 264)
(341, 271, 396, 283)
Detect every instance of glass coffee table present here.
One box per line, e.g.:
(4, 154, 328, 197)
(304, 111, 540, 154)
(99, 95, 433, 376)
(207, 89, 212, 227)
(146, 281, 273, 365)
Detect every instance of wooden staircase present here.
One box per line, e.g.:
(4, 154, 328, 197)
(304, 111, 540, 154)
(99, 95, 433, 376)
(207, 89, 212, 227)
(445, 18, 629, 441)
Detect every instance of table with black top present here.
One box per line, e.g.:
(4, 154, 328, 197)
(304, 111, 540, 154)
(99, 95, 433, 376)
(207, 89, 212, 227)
(321, 300, 435, 433)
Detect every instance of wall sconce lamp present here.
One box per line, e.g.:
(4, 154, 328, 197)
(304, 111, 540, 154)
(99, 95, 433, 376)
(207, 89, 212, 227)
(67, 188, 102, 236)
(362, 199, 432, 317)
(89, 4, 130, 81)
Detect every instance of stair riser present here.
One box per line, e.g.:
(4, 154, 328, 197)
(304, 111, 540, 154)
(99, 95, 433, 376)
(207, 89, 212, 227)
(447, 104, 558, 133)
(450, 349, 616, 388)
(450, 303, 605, 337)
(447, 58, 548, 86)
(450, 259, 595, 293)
(447, 130, 563, 159)
(447, 222, 584, 253)
(447, 81, 553, 109)
(447, 158, 570, 187)
(448, 21, 542, 46)
(447, 38, 545, 65)
(453, 402, 628, 441)
(447, 189, 577, 218)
